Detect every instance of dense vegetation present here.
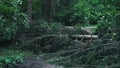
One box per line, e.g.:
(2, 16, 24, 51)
(0, 0, 120, 68)
(0, 0, 29, 41)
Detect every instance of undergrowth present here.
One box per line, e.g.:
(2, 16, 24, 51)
(0, 45, 33, 68)
(15, 22, 120, 68)
(45, 39, 120, 68)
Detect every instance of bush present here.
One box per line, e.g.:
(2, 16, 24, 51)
(0, 0, 29, 41)
(70, 0, 118, 26)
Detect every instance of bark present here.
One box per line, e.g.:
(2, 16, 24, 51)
(28, 0, 32, 23)
(50, 0, 55, 22)
(40, 35, 98, 39)
(41, 0, 56, 22)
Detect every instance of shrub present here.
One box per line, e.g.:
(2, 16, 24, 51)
(70, 0, 118, 26)
(0, 0, 29, 41)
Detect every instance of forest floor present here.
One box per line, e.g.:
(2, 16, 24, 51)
(0, 25, 98, 68)
(15, 55, 64, 68)
(0, 45, 64, 68)
(0, 45, 33, 68)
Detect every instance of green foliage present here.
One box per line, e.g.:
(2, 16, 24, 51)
(0, 4, 15, 15)
(31, 0, 119, 26)
(32, 0, 42, 19)
(0, 0, 120, 67)
(0, 18, 16, 40)
(0, 45, 32, 67)
(0, 0, 29, 41)
(71, 0, 118, 26)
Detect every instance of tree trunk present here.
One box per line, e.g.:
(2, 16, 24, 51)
(50, 0, 55, 22)
(28, 0, 32, 23)
(41, 0, 55, 22)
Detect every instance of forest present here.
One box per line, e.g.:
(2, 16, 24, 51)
(0, 0, 120, 68)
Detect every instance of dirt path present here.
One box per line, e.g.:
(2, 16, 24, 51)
(15, 55, 64, 68)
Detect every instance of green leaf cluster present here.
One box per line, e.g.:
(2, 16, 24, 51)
(0, 0, 29, 41)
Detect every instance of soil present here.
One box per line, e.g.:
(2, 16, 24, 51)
(15, 55, 64, 68)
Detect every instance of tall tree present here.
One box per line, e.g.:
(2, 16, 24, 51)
(28, 0, 32, 23)
(41, 0, 56, 22)
(50, 0, 55, 22)
(41, 0, 50, 21)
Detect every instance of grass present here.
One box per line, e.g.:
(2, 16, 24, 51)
(0, 45, 33, 67)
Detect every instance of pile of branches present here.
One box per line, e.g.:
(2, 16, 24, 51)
(44, 38, 120, 68)
(15, 22, 120, 68)
(15, 22, 93, 52)
(24, 33, 119, 68)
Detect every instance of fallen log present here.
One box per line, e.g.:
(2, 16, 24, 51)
(65, 26, 96, 34)
(72, 35, 98, 39)
(41, 34, 98, 39)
